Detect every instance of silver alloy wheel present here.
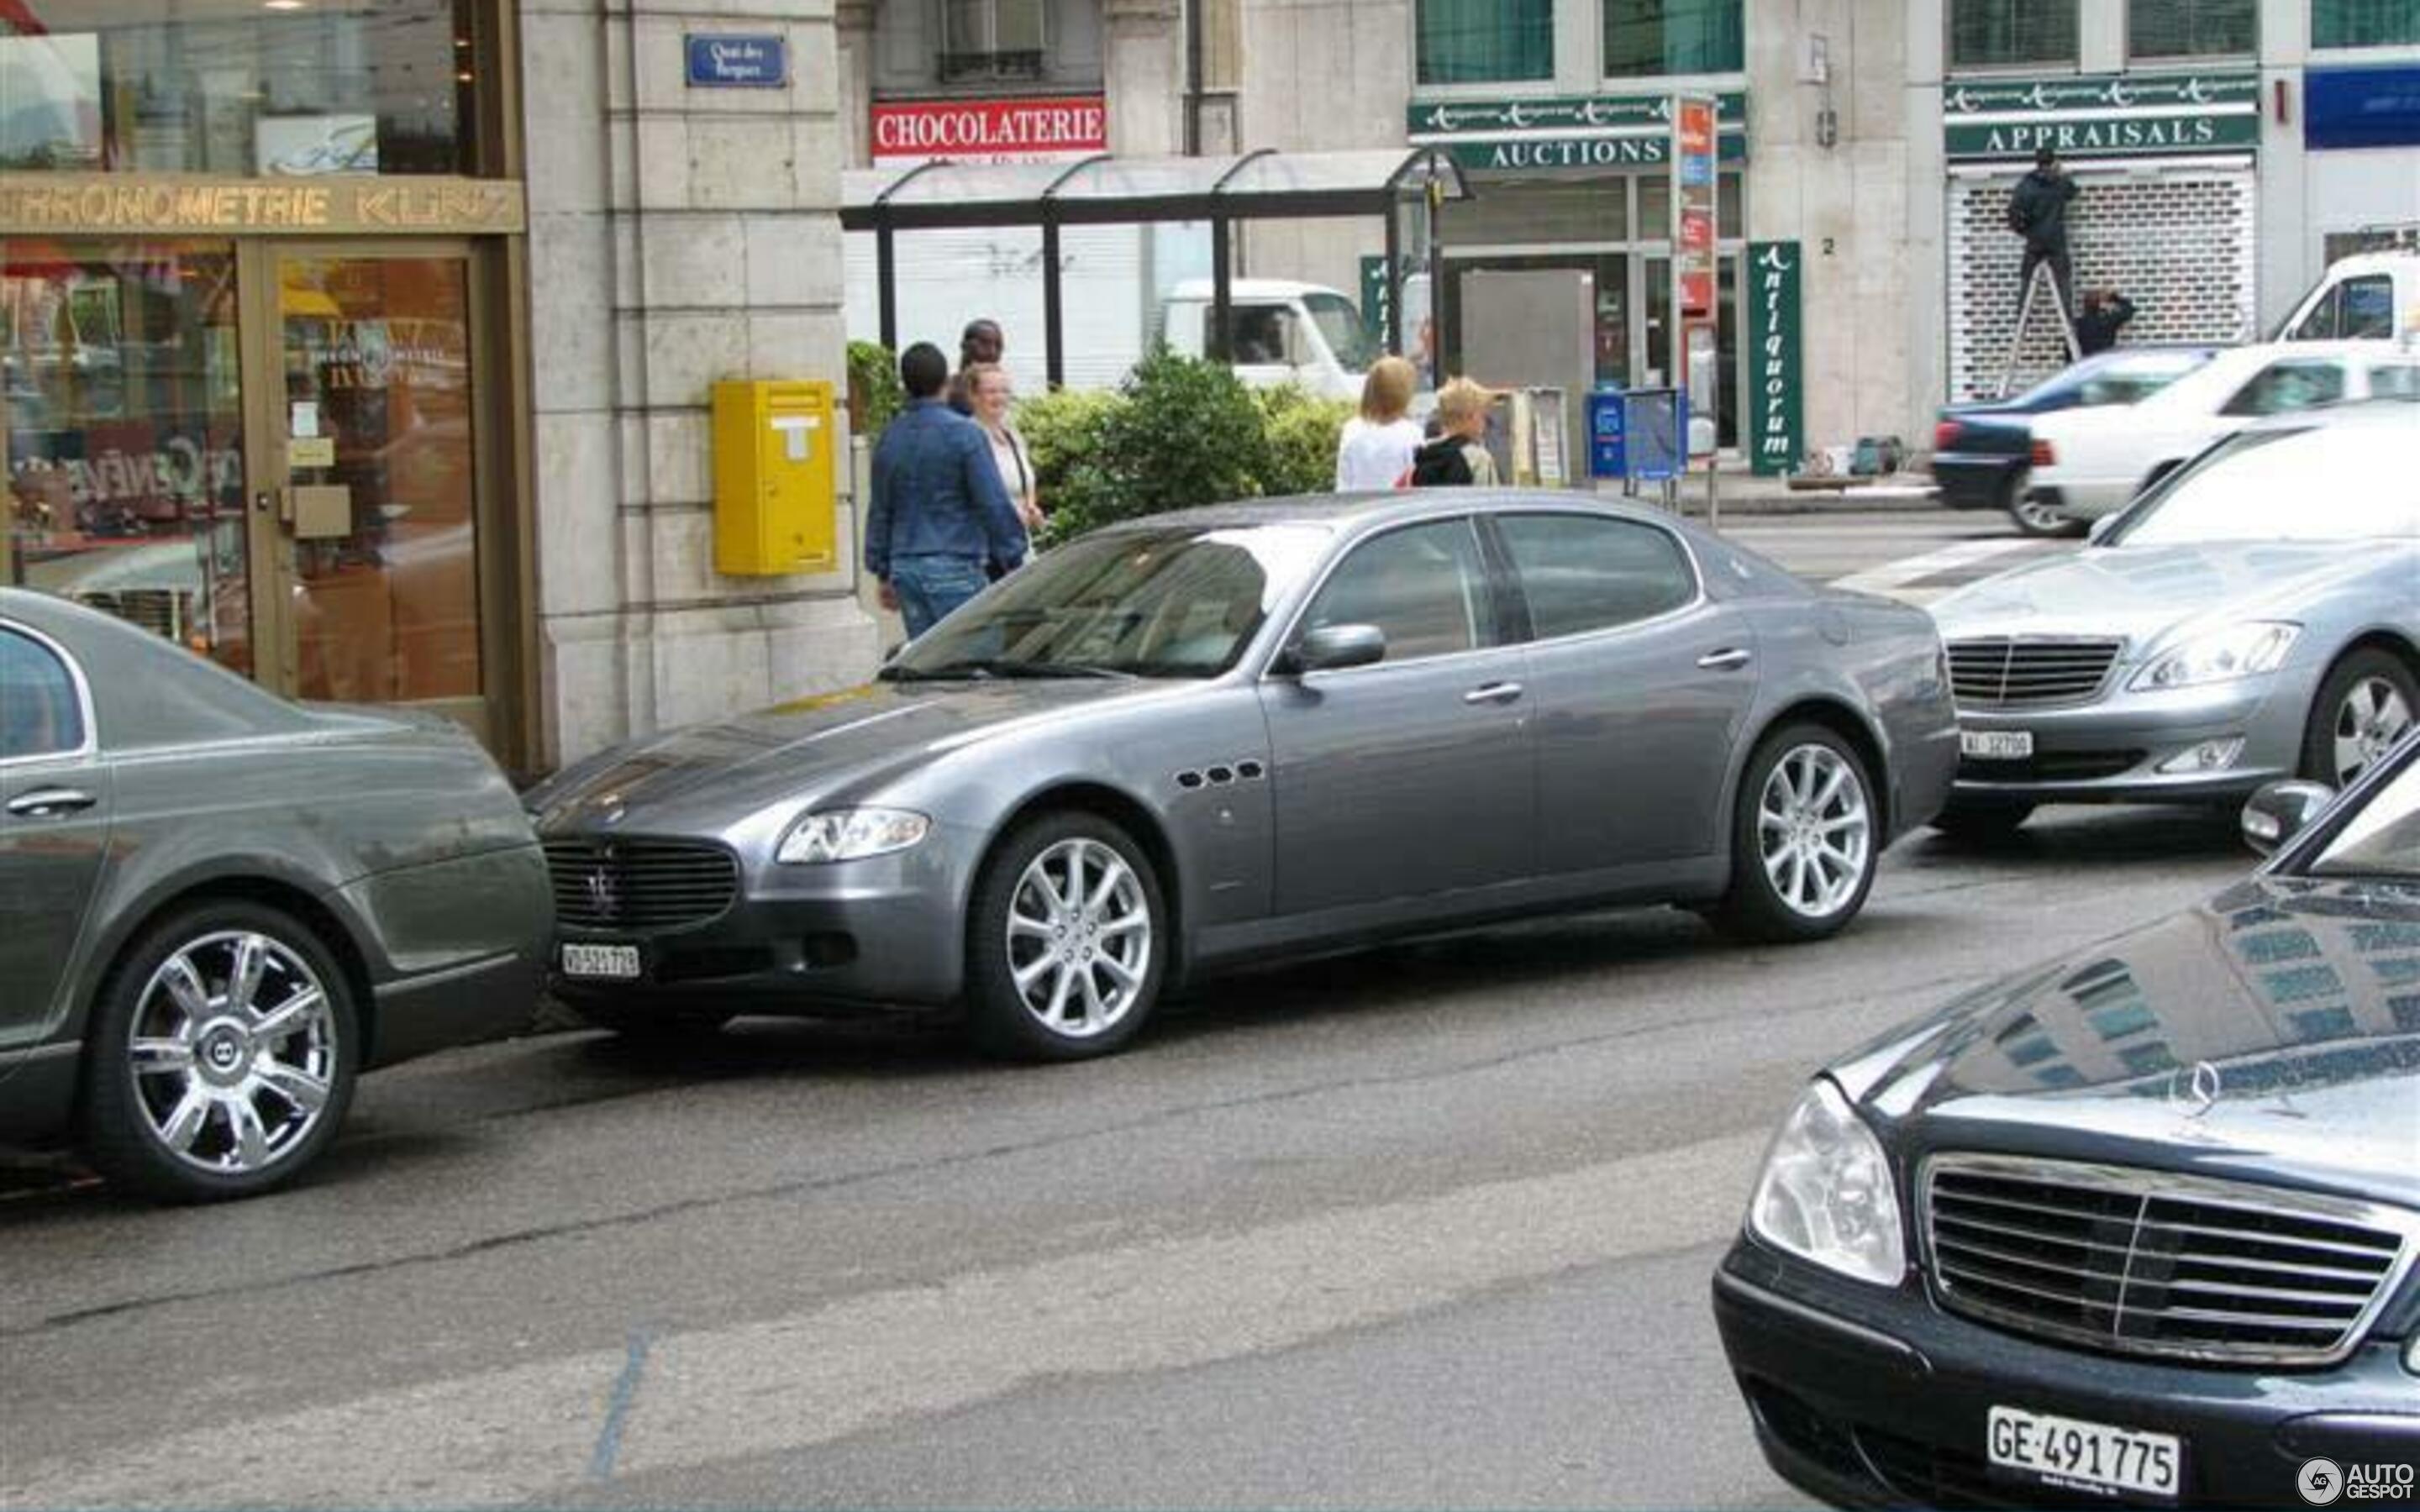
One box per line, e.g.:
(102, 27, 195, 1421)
(1004, 837, 1154, 1040)
(2012, 495, 2069, 535)
(2333, 676, 2415, 784)
(1757, 743, 1873, 920)
(126, 930, 338, 1175)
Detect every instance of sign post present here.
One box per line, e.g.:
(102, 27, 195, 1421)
(1672, 93, 1720, 525)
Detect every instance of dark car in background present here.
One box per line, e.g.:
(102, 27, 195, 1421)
(1934, 349, 2216, 537)
(529, 491, 1959, 1062)
(1714, 730, 2420, 1509)
(0, 589, 550, 1200)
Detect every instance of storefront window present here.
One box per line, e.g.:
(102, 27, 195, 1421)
(1949, 0, 2079, 69)
(1602, 0, 1743, 79)
(2312, 0, 2420, 48)
(1416, 0, 1553, 85)
(2131, 0, 2257, 57)
(4, 242, 251, 675)
(0, 0, 481, 176)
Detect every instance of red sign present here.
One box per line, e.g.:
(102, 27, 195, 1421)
(871, 96, 1108, 164)
(1676, 98, 1717, 156)
(1679, 207, 1716, 252)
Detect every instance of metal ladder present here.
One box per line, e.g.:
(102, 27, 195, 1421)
(1996, 260, 2081, 399)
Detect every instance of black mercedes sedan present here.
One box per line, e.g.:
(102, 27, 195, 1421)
(1715, 731, 2420, 1508)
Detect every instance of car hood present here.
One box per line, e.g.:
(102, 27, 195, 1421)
(1929, 540, 2384, 647)
(528, 677, 1165, 832)
(1833, 876, 2420, 1210)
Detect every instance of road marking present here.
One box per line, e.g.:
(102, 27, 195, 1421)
(1, 1130, 1768, 1509)
(1830, 538, 2046, 605)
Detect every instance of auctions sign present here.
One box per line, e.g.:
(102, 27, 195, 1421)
(1407, 92, 1747, 173)
(871, 97, 1107, 164)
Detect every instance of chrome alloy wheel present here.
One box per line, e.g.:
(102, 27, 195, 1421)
(1003, 837, 1154, 1040)
(2333, 676, 2414, 785)
(2011, 494, 2070, 537)
(1757, 743, 1874, 920)
(125, 931, 338, 1175)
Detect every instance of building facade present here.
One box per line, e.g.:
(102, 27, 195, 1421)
(7, 1, 2417, 771)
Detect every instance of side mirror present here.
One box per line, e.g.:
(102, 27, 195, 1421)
(1281, 623, 1386, 675)
(2241, 780, 2335, 857)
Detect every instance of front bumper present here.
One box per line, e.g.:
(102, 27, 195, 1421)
(1714, 1237, 2420, 1509)
(1952, 675, 2302, 805)
(545, 830, 973, 1016)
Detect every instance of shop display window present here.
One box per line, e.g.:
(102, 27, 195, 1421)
(2313, 0, 2420, 49)
(2130, 0, 2258, 60)
(0, 0, 481, 176)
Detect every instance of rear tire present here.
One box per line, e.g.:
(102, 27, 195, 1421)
(1712, 724, 1880, 945)
(2008, 489, 2083, 538)
(79, 901, 359, 1202)
(965, 812, 1166, 1061)
(2300, 648, 2418, 787)
(1928, 798, 2036, 842)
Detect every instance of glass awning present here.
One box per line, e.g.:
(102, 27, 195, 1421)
(841, 147, 1470, 231)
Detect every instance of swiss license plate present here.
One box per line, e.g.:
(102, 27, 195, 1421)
(1988, 1405, 2181, 1500)
(560, 942, 641, 980)
(1961, 728, 2035, 760)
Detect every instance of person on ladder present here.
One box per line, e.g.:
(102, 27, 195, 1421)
(2007, 145, 2079, 330)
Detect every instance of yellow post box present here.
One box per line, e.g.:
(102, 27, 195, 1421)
(713, 379, 839, 576)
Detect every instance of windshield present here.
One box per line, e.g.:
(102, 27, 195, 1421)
(883, 523, 1332, 680)
(2307, 743, 2420, 880)
(1303, 292, 1378, 373)
(2109, 424, 2420, 547)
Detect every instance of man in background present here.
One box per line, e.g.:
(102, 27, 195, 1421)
(2073, 288, 2135, 356)
(2007, 146, 2080, 327)
(866, 342, 1028, 638)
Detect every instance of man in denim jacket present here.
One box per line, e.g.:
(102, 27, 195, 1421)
(865, 343, 1028, 638)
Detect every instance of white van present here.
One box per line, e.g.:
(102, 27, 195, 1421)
(2276, 251, 2420, 344)
(1158, 279, 1376, 400)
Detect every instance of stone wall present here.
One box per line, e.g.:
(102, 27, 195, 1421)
(521, 0, 876, 769)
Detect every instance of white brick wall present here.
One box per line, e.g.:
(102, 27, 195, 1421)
(1946, 167, 2258, 402)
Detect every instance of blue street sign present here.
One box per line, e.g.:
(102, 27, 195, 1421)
(686, 34, 788, 89)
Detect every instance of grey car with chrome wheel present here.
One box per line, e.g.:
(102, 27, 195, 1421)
(0, 590, 550, 1200)
(528, 491, 1956, 1061)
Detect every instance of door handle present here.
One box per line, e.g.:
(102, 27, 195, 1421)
(1463, 681, 1524, 706)
(6, 788, 97, 819)
(1697, 648, 1754, 671)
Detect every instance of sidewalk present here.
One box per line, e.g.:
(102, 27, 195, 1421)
(1586, 470, 1944, 518)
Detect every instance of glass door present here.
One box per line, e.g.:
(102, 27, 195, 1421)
(245, 243, 489, 742)
(3, 240, 264, 673)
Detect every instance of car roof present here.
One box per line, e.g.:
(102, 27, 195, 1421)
(1097, 489, 1702, 537)
(2238, 396, 2420, 433)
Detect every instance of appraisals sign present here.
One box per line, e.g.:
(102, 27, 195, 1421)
(871, 97, 1108, 165)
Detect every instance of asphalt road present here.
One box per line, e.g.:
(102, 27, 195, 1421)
(3, 508, 2238, 1512)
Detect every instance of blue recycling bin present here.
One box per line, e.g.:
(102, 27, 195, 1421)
(1588, 387, 1687, 485)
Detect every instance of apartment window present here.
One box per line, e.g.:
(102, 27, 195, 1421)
(942, 0, 1045, 82)
(1602, 0, 1744, 78)
(2131, 0, 2258, 56)
(1202, 0, 1242, 91)
(1949, 0, 2079, 68)
(2312, 0, 2420, 48)
(1416, 0, 1552, 85)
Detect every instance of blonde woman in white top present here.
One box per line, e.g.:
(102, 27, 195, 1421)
(966, 363, 1044, 561)
(1334, 354, 1423, 491)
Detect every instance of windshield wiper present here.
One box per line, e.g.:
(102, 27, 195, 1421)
(882, 659, 1130, 681)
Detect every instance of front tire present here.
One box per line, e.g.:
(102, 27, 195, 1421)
(1713, 725, 1880, 944)
(2301, 649, 2417, 786)
(965, 812, 1166, 1061)
(78, 901, 359, 1202)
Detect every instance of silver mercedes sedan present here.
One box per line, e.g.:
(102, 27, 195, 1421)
(529, 492, 1956, 1060)
(0, 590, 550, 1200)
(1930, 402, 2419, 837)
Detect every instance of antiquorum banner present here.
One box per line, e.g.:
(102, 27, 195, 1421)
(1943, 73, 2259, 162)
(0, 176, 526, 236)
(1744, 241, 1803, 478)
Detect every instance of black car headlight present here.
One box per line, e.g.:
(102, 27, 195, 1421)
(1748, 1078, 1907, 1287)
(776, 807, 931, 864)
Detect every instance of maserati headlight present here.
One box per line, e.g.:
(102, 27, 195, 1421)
(1747, 1079, 1907, 1287)
(2129, 622, 2299, 691)
(776, 807, 930, 864)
